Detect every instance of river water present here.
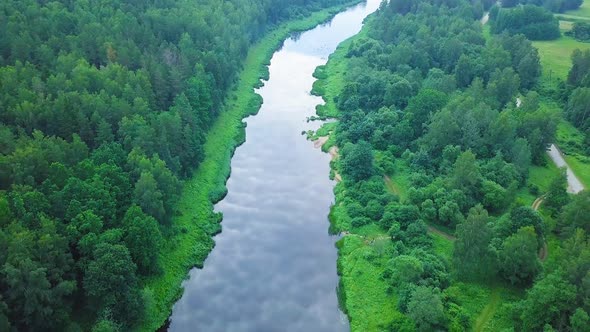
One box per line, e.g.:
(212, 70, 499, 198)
(166, 1, 381, 331)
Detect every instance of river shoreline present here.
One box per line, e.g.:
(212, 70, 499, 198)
(138, 2, 364, 331)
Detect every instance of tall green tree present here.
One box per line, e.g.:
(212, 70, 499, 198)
(453, 205, 497, 281)
(122, 205, 162, 275)
(500, 226, 541, 285)
(407, 286, 447, 332)
(340, 141, 374, 182)
(84, 243, 143, 326)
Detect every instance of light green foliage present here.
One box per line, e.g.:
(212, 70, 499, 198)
(337, 235, 404, 331)
(388, 255, 424, 285)
(92, 318, 121, 332)
(571, 308, 590, 332)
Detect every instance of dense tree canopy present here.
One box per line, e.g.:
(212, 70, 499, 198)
(0, 0, 353, 329)
(324, 0, 587, 329)
(490, 5, 560, 40)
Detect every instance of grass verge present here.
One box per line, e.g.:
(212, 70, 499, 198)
(136, 2, 363, 330)
(556, 120, 590, 188)
(533, 36, 590, 82)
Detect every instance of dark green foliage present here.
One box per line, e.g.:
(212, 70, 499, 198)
(490, 5, 560, 40)
(406, 286, 447, 332)
(0, 0, 354, 329)
(545, 169, 570, 215)
(568, 22, 590, 42)
(84, 243, 143, 326)
(341, 141, 375, 182)
(566, 88, 590, 132)
(571, 308, 590, 332)
(567, 49, 590, 87)
(508, 207, 543, 236)
(499, 226, 541, 285)
(558, 191, 590, 236)
(453, 205, 497, 281)
(518, 271, 577, 330)
(502, 0, 582, 12)
(122, 206, 163, 275)
(565, 49, 590, 144)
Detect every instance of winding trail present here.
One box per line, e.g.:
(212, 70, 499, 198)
(480, 12, 490, 25)
(428, 226, 456, 241)
(531, 196, 549, 261)
(474, 289, 501, 332)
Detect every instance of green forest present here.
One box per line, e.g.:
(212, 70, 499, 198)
(0, 0, 355, 331)
(311, 0, 590, 330)
(2, 0, 590, 330)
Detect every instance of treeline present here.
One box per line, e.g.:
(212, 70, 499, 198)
(329, 0, 588, 330)
(567, 22, 590, 41)
(490, 4, 561, 40)
(502, 0, 583, 12)
(564, 49, 590, 151)
(0, 0, 351, 330)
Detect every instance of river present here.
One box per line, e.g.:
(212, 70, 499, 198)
(165, 1, 381, 331)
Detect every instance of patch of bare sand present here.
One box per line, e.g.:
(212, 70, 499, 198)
(314, 135, 329, 148)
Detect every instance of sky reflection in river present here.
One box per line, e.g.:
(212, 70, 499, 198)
(167, 1, 381, 331)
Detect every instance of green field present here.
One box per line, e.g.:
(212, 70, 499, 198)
(337, 235, 406, 331)
(534, 0, 590, 81)
(533, 37, 590, 80)
(136, 2, 363, 330)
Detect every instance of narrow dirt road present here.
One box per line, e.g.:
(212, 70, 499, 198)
(547, 144, 585, 194)
(531, 196, 548, 261)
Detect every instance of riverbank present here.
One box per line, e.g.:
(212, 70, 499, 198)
(312, 6, 561, 331)
(137, 2, 363, 330)
(313, 22, 404, 330)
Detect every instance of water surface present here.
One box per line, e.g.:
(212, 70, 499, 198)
(167, 1, 381, 331)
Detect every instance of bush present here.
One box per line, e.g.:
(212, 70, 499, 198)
(351, 216, 372, 228)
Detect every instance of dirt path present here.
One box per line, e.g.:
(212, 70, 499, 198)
(480, 12, 490, 25)
(547, 144, 585, 194)
(384, 176, 401, 196)
(531, 196, 549, 261)
(474, 288, 501, 332)
(428, 226, 456, 241)
(313, 135, 329, 148)
(532, 196, 544, 210)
